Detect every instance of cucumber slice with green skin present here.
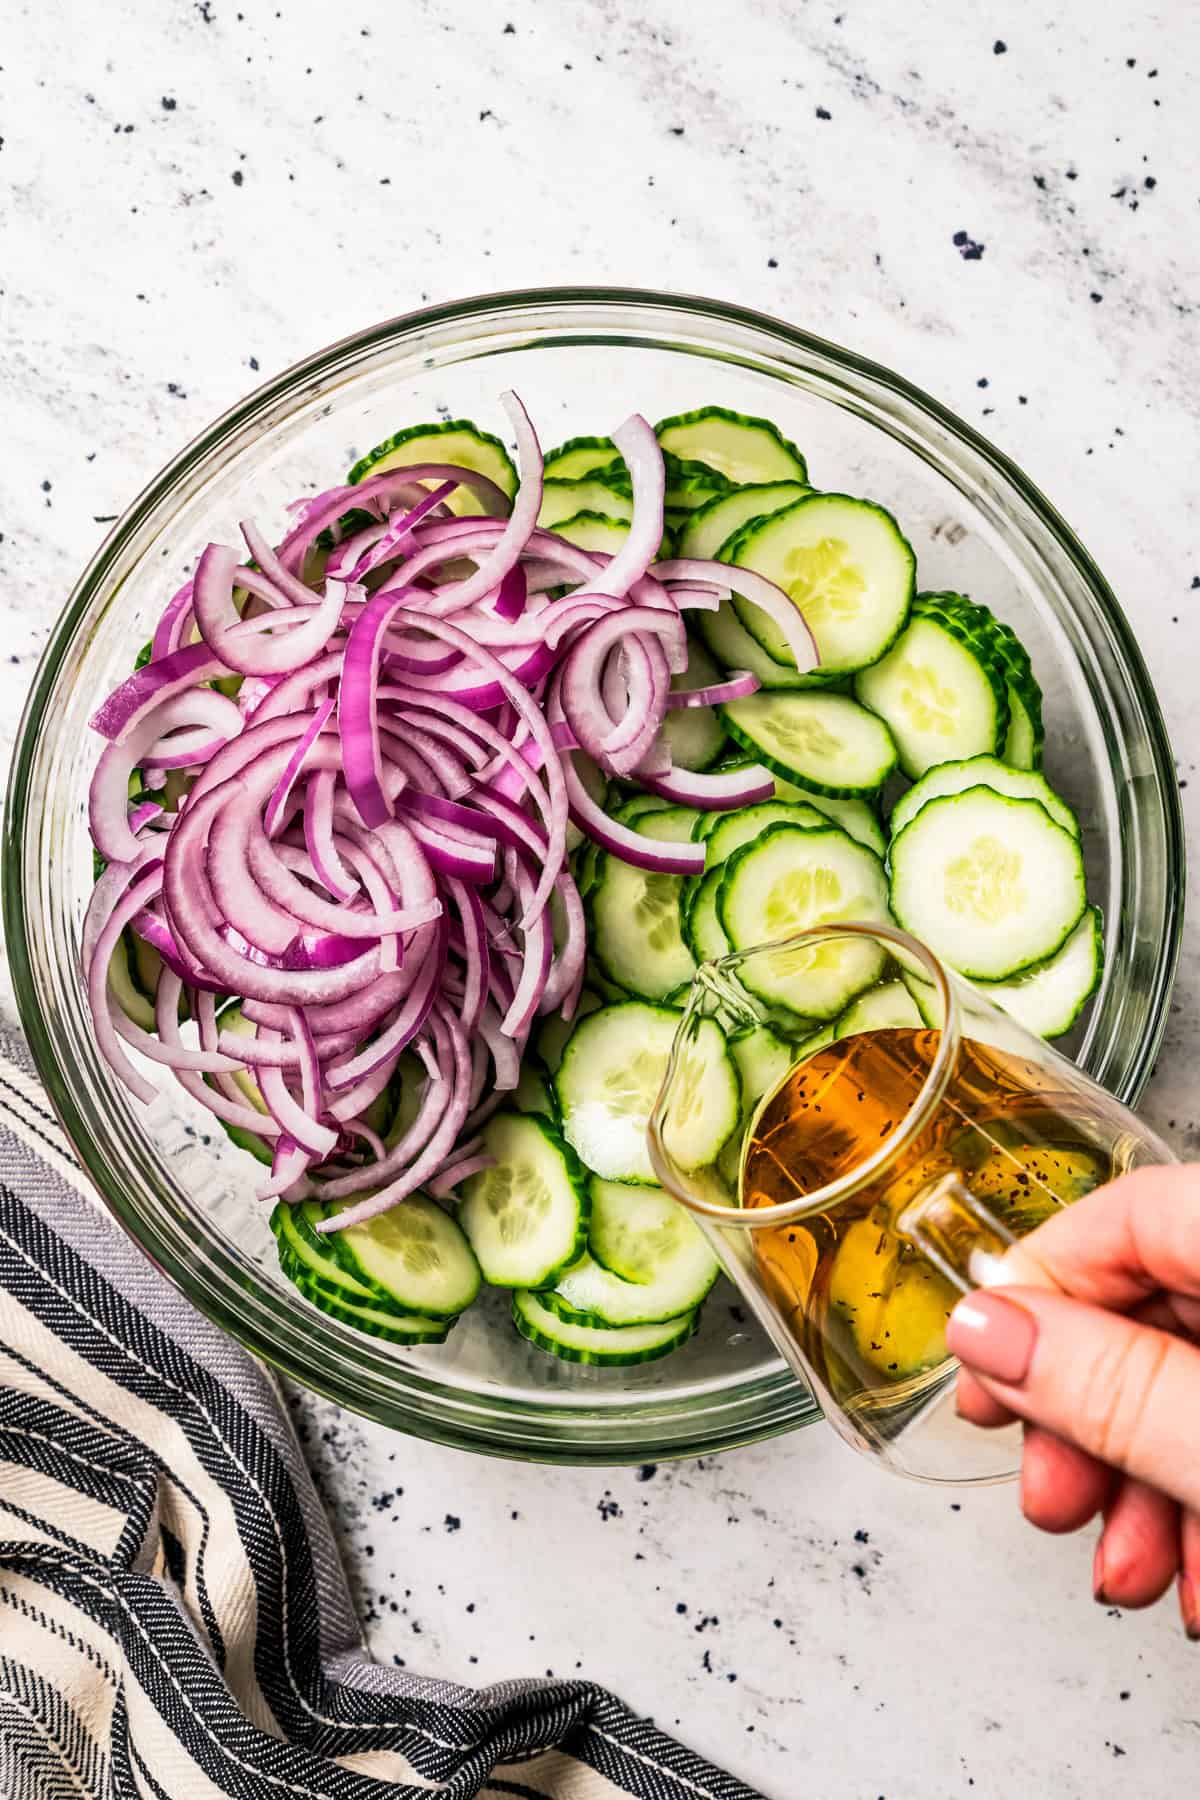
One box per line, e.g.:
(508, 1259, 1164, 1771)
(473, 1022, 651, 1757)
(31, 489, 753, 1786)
(975, 906, 1103, 1039)
(697, 599, 816, 692)
(655, 406, 808, 486)
(512, 1288, 699, 1365)
(729, 1022, 796, 1112)
(921, 593, 1045, 772)
(658, 452, 733, 515)
(347, 419, 516, 518)
(281, 1255, 452, 1345)
(853, 606, 1009, 780)
(538, 475, 633, 529)
(833, 979, 923, 1039)
(588, 807, 702, 1001)
(546, 1221, 718, 1324)
(724, 495, 915, 677)
(458, 1111, 589, 1288)
(586, 962, 632, 1004)
(542, 435, 618, 480)
(718, 824, 891, 1018)
(1003, 690, 1041, 772)
(678, 481, 811, 561)
(549, 509, 630, 554)
(272, 1201, 395, 1307)
(681, 797, 827, 926)
(660, 638, 728, 773)
(107, 931, 157, 1031)
(322, 1194, 482, 1319)
(683, 865, 733, 966)
(709, 759, 887, 856)
(613, 792, 675, 825)
(889, 756, 1080, 842)
(512, 1060, 558, 1121)
(889, 790, 1087, 981)
(588, 1176, 715, 1288)
(792, 1021, 837, 1062)
(555, 1001, 738, 1183)
(536, 988, 603, 1075)
(721, 692, 898, 797)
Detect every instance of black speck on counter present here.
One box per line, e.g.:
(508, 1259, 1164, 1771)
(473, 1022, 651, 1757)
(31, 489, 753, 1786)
(854, 1528, 870, 1543)
(950, 1502, 962, 1512)
(952, 230, 985, 261)
(161, 96, 177, 111)
(1145, 174, 1157, 189)
(1066, 167, 1078, 180)
(248, 356, 259, 371)
(993, 39, 1007, 53)
(669, 126, 685, 136)
(479, 109, 493, 122)
(1119, 1689, 1131, 1701)
(597, 1493, 622, 1521)
(977, 377, 989, 388)
(1090, 291, 1103, 303)
(231, 169, 244, 186)
(504, 20, 515, 31)
(815, 106, 832, 120)
(40, 480, 51, 492)
(510, 1510, 519, 1521)
(1033, 173, 1047, 190)
(444, 1514, 461, 1533)
(196, 1, 215, 21)
(701, 1649, 713, 1673)
(767, 257, 778, 269)
(675, 1602, 687, 1614)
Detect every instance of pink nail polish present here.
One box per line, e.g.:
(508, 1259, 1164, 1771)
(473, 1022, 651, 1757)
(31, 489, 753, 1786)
(1180, 1575, 1200, 1641)
(1093, 1540, 1109, 1606)
(946, 1292, 1037, 1383)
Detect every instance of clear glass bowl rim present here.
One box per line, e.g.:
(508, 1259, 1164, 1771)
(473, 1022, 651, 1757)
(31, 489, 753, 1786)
(3, 285, 1184, 1464)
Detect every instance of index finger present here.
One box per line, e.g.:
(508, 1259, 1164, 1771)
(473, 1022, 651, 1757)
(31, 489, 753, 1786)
(1003, 1164, 1200, 1313)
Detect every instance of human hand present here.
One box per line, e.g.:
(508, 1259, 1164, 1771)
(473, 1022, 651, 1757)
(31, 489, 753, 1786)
(944, 1165, 1200, 1634)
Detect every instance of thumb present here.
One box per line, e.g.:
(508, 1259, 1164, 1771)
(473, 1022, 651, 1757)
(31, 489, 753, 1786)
(946, 1286, 1200, 1513)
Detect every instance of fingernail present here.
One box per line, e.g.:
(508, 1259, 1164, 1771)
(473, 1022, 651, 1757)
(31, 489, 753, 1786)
(946, 1292, 1037, 1384)
(1180, 1575, 1200, 1641)
(1093, 1540, 1110, 1606)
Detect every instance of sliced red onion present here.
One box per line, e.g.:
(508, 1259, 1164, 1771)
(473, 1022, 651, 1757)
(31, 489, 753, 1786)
(639, 761, 775, 809)
(85, 861, 166, 1103)
(326, 481, 456, 582)
(151, 577, 196, 661)
(428, 1151, 494, 1196)
(654, 557, 819, 674)
(552, 732, 704, 875)
(91, 641, 229, 743)
(256, 1025, 338, 1159)
(89, 690, 243, 865)
(592, 416, 665, 600)
(493, 562, 527, 622)
(666, 670, 760, 707)
(323, 920, 445, 1091)
(303, 768, 358, 902)
(275, 463, 510, 576)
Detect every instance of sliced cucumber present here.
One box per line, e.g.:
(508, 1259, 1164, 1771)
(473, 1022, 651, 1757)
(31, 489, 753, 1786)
(792, 1021, 837, 1062)
(855, 603, 1008, 779)
(547, 1222, 717, 1324)
(556, 1001, 738, 1183)
(729, 1021, 796, 1112)
(512, 1060, 558, 1120)
(833, 979, 923, 1039)
(724, 495, 914, 678)
(889, 789, 1087, 980)
(107, 931, 157, 1031)
(889, 755, 1080, 842)
(272, 1200, 390, 1305)
(655, 406, 808, 486)
(550, 509, 630, 554)
(704, 798, 828, 866)
(512, 1288, 698, 1365)
(323, 1194, 481, 1319)
(923, 593, 1045, 772)
(721, 692, 898, 796)
(718, 824, 890, 1018)
(588, 807, 701, 1001)
(712, 760, 887, 856)
(697, 599, 816, 692)
(658, 452, 732, 516)
(284, 1262, 452, 1346)
(542, 435, 617, 480)
(683, 864, 732, 965)
(660, 638, 728, 773)
(458, 1111, 589, 1288)
(975, 906, 1103, 1038)
(678, 481, 811, 561)
(588, 1176, 717, 1294)
(348, 418, 516, 518)
(538, 474, 633, 529)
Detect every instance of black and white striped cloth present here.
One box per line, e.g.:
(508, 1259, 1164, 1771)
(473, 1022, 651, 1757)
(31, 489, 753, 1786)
(0, 1029, 763, 1800)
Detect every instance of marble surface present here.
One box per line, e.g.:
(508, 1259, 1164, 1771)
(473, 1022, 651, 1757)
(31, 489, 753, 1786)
(4, 1, 1200, 1793)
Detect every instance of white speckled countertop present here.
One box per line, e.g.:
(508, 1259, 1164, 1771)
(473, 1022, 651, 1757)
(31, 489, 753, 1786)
(3, 2, 1200, 1793)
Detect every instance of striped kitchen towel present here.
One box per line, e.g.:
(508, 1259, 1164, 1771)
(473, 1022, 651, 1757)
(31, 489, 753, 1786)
(0, 1027, 763, 1800)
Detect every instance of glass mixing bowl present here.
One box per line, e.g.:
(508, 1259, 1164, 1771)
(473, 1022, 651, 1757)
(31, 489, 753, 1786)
(4, 289, 1183, 1464)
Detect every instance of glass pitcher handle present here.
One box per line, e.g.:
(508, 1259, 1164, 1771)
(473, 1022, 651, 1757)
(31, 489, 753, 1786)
(896, 1173, 1027, 1295)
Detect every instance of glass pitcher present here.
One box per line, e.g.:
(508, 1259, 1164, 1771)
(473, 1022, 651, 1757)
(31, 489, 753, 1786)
(648, 923, 1174, 1484)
